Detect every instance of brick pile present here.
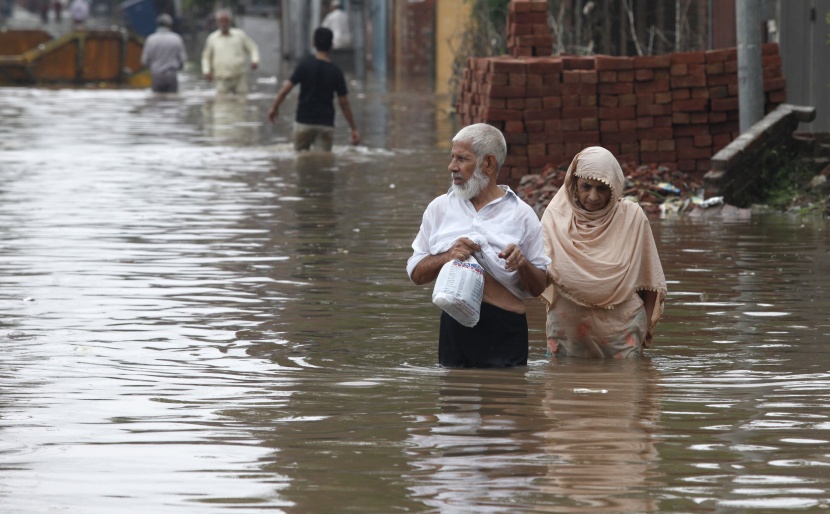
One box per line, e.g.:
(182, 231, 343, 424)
(456, 0, 787, 187)
(456, 43, 787, 188)
(505, 0, 553, 58)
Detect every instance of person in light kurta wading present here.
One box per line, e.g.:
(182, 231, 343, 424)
(407, 123, 550, 368)
(541, 146, 667, 359)
(201, 9, 259, 95)
(267, 27, 360, 151)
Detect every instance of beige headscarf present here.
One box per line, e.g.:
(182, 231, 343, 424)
(540, 147, 667, 334)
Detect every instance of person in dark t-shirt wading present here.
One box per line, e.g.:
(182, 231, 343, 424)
(268, 27, 360, 151)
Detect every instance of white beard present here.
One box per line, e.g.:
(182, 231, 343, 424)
(452, 165, 489, 201)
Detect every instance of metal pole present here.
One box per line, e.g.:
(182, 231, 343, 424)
(736, 0, 764, 132)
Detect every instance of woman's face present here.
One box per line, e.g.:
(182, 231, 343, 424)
(575, 177, 612, 212)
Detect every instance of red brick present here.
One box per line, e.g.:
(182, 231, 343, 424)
(528, 142, 546, 157)
(677, 146, 712, 159)
(560, 118, 580, 131)
(657, 140, 676, 151)
(505, 120, 524, 133)
(563, 82, 597, 95)
(581, 118, 599, 130)
(768, 90, 787, 103)
(635, 80, 671, 93)
(706, 62, 725, 75)
(595, 55, 634, 70)
(640, 139, 658, 152)
(672, 112, 691, 124)
(508, 23, 534, 36)
(654, 116, 673, 127)
(602, 131, 639, 144)
(633, 54, 671, 69)
(711, 97, 739, 111)
(579, 95, 597, 107)
(512, 12, 548, 24)
(526, 74, 544, 87)
(635, 68, 654, 81)
(598, 82, 634, 94)
(562, 131, 601, 143)
(673, 125, 709, 137)
(636, 116, 654, 129)
(618, 70, 635, 82)
(600, 119, 619, 131)
(544, 74, 562, 86)
(690, 112, 709, 124)
(504, 132, 528, 145)
(509, 0, 534, 13)
(509, 73, 527, 86)
(673, 99, 709, 112)
(619, 94, 637, 107)
(543, 96, 562, 109)
(619, 119, 637, 132)
(562, 56, 595, 70)
(506, 98, 525, 109)
(562, 106, 598, 118)
(504, 155, 528, 167)
(705, 48, 736, 63)
(671, 74, 707, 88)
(694, 134, 713, 147)
(708, 111, 728, 123)
(762, 42, 780, 55)
(599, 106, 636, 119)
(638, 127, 674, 139)
(670, 51, 706, 64)
(599, 95, 619, 107)
(532, 23, 551, 35)
(637, 104, 673, 116)
(764, 77, 787, 92)
(526, 59, 563, 74)
(641, 151, 677, 162)
(524, 108, 562, 121)
(654, 92, 673, 104)
(599, 70, 617, 83)
(545, 119, 562, 132)
(485, 108, 524, 121)
(670, 63, 688, 76)
(707, 74, 736, 87)
(490, 59, 527, 73)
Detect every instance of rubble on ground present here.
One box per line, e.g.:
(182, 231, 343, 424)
(515, 161, 710, 218)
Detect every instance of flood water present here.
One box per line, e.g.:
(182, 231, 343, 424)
(1, 77, 830, 514)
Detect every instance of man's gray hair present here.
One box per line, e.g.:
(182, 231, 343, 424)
(452, 123, 507, 170)
(157, 13, 173, 27)
(215, 8, 233, 20)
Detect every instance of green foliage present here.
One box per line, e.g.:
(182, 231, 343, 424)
(448, 0, 511, 103)
(755, 146, 815, 210)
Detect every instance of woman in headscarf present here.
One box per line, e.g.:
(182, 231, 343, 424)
(541, 146, 667, 359)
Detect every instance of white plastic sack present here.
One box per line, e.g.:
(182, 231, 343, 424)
(432, 256, 485, 327)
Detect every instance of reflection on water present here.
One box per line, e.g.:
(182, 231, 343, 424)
(1, 80, 830, 513)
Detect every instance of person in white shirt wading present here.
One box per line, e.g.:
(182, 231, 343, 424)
(406, 123, 550, 368)
(201, 9, 259, 95)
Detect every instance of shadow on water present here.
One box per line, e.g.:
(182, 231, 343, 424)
(1, 75, 830, 513)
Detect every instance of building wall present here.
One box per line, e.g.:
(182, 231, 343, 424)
(434, 0, 471, 95)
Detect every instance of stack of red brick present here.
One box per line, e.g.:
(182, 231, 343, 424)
(505, 0, 553, 58)
(457, 0, 787, 186)
(456, 44, 787, 187)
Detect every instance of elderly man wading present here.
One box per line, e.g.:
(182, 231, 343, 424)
(407, 123, 550, 368)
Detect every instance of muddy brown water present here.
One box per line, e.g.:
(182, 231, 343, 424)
(1, 78, 830, 513)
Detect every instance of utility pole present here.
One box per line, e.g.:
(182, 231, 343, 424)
(736, 0, 764, 132)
